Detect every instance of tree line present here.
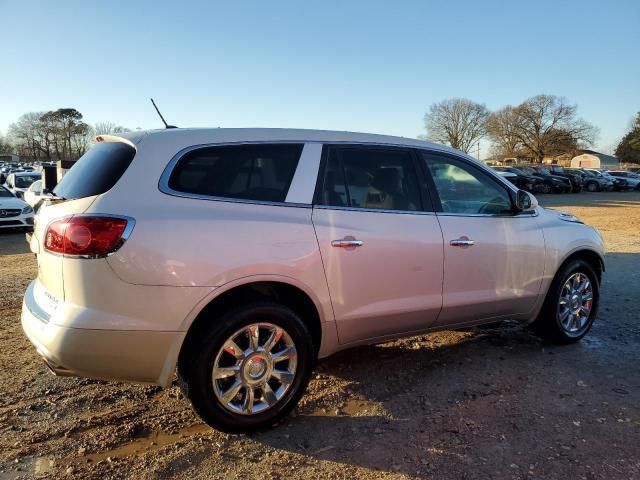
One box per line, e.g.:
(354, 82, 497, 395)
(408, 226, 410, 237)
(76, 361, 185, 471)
(0, 108, 129, 162)
(422, 94, 640, 163)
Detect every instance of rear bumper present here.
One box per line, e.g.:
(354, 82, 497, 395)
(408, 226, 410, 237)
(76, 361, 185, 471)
(21, 281, 184, 386)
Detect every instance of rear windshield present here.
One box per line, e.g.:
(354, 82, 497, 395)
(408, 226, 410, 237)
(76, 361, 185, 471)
(54, 141, 136, 200)
(15, 174, 41, 188)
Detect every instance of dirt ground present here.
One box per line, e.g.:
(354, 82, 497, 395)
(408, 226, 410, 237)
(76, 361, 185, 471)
(0, 192, 638, 480)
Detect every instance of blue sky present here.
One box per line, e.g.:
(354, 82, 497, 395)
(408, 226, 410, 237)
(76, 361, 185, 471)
(1, 0, 638, 154)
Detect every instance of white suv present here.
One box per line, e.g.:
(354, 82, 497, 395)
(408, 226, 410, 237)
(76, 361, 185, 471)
(22, 128, 605, 432)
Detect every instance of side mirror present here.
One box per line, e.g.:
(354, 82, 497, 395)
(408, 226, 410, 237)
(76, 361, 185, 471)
(516, 190, 538, 212)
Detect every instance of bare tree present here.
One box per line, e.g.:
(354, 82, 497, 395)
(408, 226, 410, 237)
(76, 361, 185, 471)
(8, 109, 93, 162)
(8, 112, 47, 161)
(423, 98, 489, 153)
(486, 106, 523, 158)
(0, 134, 13, 154)
(93, 121, 130, 135)
(512, 95, 597, 163)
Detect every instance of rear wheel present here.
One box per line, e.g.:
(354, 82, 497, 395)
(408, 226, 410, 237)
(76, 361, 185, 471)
(541, 183, 552, 194)
(531, 259, 599, 344)
(585, 181, 599, 192)
(178, 303, 314, 433)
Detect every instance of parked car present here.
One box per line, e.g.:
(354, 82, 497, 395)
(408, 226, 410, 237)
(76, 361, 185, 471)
(566, 168, 613, 192)
(527, 166, 574, 193)
(546, 165, 583, 193)
(22, 129, 605, 433)
(0, 185, 34, 230)
(492, 167, 544, 193)
(606, 171, 640, 190)
(585, 169, 627, 191)
(23, 180, 45, 208)
(3, 171, 42, 199)
(514, 166, 571, 193)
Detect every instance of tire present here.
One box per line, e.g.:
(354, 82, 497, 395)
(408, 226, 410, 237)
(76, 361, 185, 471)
(541, 183, 552, 194)
(178, 302, 314, 433)
(531, 259, 600, 344)
(585, 181, 599, 192)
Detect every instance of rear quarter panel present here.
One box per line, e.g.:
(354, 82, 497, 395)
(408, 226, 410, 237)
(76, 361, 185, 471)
(87, 136, 335, 332)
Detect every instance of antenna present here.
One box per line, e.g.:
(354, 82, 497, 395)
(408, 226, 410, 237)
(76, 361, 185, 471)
(150, 98, 177, 129)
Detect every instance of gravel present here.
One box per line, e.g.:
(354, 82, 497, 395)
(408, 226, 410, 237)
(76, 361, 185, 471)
(0, 191, 638, 479)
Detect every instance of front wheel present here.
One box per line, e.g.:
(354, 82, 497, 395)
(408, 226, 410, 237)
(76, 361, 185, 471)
(585, 181, 599, 192)
(531, 259, 600, 344)
(178, 303, 314, 433)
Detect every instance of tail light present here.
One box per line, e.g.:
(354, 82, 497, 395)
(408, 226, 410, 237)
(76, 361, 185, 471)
(44, 216, 134, 258)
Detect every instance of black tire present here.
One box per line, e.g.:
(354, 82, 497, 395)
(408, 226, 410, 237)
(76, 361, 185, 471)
(531, 259, 600, 344)
(178, 303, 314, 433)
(585, 181, 599, 192)
(541, 183, 552, 194)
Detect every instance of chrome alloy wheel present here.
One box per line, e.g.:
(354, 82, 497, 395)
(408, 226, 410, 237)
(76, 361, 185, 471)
(212, 323, 297, 415)
(557, 272, 593, 335)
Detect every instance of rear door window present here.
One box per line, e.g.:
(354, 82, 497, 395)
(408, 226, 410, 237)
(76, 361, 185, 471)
(54, 141, 136, 200)
(318, 146, 422, 212)
(167, 144, 303, 203)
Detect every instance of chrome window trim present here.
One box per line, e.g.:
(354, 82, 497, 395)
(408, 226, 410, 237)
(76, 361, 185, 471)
(436, 210, 539, 218)
(158, 141, 312, 208)
(158, 140, 461, 209)
(313, 204, 437, 216)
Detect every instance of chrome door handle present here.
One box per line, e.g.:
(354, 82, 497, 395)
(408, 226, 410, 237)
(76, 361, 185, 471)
(331, 239, 364, 248)
(450, 237, 475, 247)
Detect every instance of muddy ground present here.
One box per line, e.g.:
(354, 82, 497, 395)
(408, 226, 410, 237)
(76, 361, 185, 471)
(0, 191, 638, 479)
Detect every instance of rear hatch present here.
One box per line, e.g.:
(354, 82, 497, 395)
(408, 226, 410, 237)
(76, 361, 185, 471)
(31, 139, 136, 307)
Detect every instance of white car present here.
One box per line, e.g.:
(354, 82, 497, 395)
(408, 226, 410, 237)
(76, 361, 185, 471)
(21, 129, 605, 433)
(606, 170, 640, 190)
(23, 179, 44, 208)
(3, 171, 41, 199)
(0, 185, 34, 230)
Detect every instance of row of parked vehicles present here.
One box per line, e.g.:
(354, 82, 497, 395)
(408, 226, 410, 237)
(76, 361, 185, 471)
(492, 164, 640, 194)
(0, 161, 45, 231)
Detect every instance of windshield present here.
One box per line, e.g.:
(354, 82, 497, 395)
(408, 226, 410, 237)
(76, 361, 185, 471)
(0, 186, 13, 197)
(14, 174, 41, 188)
(518, 167, 536, 175)
(537, 167, 551, 174)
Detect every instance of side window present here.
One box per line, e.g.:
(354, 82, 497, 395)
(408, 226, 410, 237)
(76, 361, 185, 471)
(421, 152, 513, 215)
(319, 146, 422, 212)
(168, 144, 303, 203)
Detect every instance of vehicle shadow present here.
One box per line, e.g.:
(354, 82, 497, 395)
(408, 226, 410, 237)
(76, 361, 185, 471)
(253, 321, 555, 477)
(0, 230, 31, 256)
(252, 247, 640, 477)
